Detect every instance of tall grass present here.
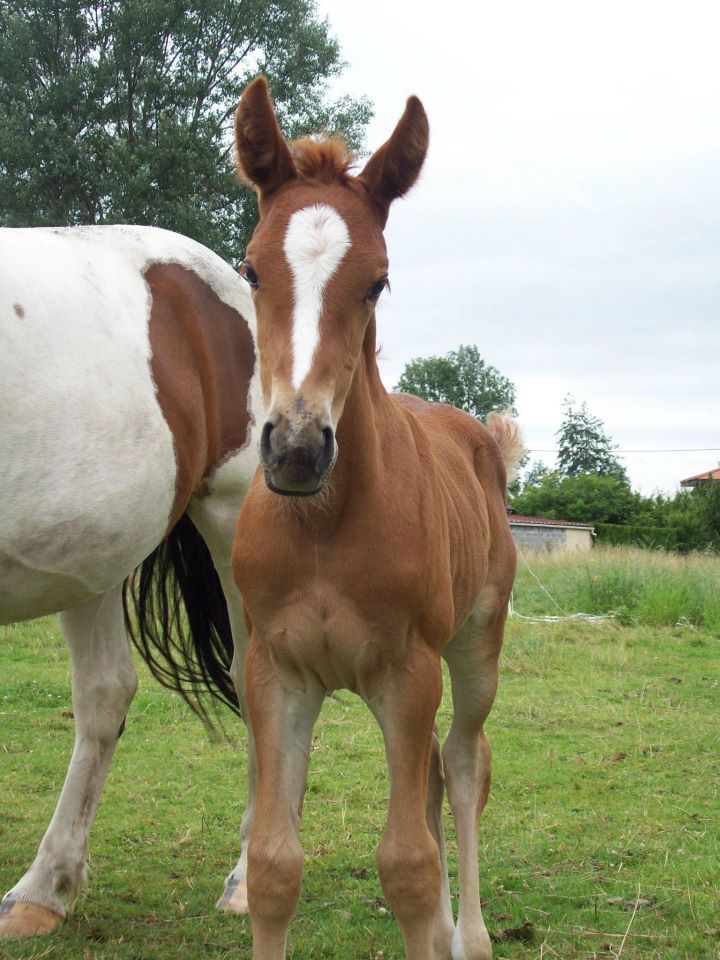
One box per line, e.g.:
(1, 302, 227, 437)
(512, 544, 720, 630)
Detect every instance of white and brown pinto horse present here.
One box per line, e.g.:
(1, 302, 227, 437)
(0, 225, 260, 937)
(231, 79, 522, 960)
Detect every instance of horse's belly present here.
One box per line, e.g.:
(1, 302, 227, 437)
(0, 384, 176, 622)
(1, 562, 114, 624)
(0, 447, 176, 624)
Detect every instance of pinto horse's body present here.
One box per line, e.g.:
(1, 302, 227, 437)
(0, 225, 260, 936)
(231, 79, 522, 960)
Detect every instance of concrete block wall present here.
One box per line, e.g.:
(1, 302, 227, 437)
(509, 524, 567, 551)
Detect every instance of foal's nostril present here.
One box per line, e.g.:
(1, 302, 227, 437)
(320, 427, 335, 470)
(260, 421, 274, 461)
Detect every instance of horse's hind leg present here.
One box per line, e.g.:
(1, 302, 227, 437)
(0, 584, 137, 938)
(426, 723, 455, 959)
(216, 634, 257, 916)
(442, 598, 506, 960)
(199, 559, 256, 917)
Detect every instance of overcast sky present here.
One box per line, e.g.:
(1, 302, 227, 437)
(316, 0, 720, 495)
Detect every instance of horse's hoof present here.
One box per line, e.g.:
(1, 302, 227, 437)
(0, 899, 64, 938)
(215, 875, 249, 915)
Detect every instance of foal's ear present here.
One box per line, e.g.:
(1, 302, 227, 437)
(235, 76, 296, 197)
(359, 96, 429, 224)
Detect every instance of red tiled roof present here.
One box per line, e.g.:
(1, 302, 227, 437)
(680, 468, 720, 486)
(507, 513, 594, 529)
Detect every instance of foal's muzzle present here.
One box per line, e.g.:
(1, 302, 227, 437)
(260, 416, 337, 496)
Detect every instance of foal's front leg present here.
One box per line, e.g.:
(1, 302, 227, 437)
(1, 585, 137, 938)
(368, 645, 444, 960)
(244, 638, 324, 960)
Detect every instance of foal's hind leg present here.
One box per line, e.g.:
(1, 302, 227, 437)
(1, 585, 137, 938)
(442, 600, 506, 960)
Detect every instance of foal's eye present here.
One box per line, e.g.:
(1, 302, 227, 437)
(366, 276, 389, 303)
(241, 263, 259, 290)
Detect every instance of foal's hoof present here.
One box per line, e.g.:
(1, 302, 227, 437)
(0, 898, 64, 938)
(216, 875, 249, 915)
(452, 925, 493, 960)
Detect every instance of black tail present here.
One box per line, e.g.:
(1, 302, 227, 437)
(123, 513, 240, 726)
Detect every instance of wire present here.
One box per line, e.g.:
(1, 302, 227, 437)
(509, 549, 617, 624)
(528, 447, 720, 455)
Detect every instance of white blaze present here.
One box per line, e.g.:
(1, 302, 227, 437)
(283, 203, 351, 389)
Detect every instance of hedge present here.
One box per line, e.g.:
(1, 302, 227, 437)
(594, 523, 678, 550)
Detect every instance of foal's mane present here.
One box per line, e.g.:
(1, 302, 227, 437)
(291, 137, 355, 185)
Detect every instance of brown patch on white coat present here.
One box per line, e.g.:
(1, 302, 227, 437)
(232, 76, 518, 960)
(145, 262, 256, 525)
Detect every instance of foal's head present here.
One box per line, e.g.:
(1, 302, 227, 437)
(235, 77, 428, 496)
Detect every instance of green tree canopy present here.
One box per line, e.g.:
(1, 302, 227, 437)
(0, 0, 371, 261)
(510, 470, 637, 525)
(556, 396, 626, 479)
(395, 345, 517, 420)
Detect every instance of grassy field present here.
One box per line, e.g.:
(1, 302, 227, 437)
(1, 546, 718, 959)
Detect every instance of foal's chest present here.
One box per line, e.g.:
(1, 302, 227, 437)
(236, 518, 453, 692)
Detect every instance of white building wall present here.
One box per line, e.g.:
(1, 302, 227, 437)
(509, 523, 594, 552)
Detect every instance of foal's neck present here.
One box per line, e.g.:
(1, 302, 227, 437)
(335, 314, 390, 485)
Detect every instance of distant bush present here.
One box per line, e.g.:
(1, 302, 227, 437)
(664, 484, 720, 554)
(595, 523, 678, 550)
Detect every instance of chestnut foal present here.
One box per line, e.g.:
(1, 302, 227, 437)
(232, 77, 521, 960)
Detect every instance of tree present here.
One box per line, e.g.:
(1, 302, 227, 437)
(0, 0, 371, 262)
(395, 345, 517, 420)
(556, 396, 626, 479)
(521, 459, 551, 490)
(514, 399, 631, 523)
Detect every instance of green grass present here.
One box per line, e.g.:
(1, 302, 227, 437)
(1, 547, 719, 959)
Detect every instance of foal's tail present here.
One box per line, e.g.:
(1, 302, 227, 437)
(485, 411, 525, 487)
(123, 513, 240, 728)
